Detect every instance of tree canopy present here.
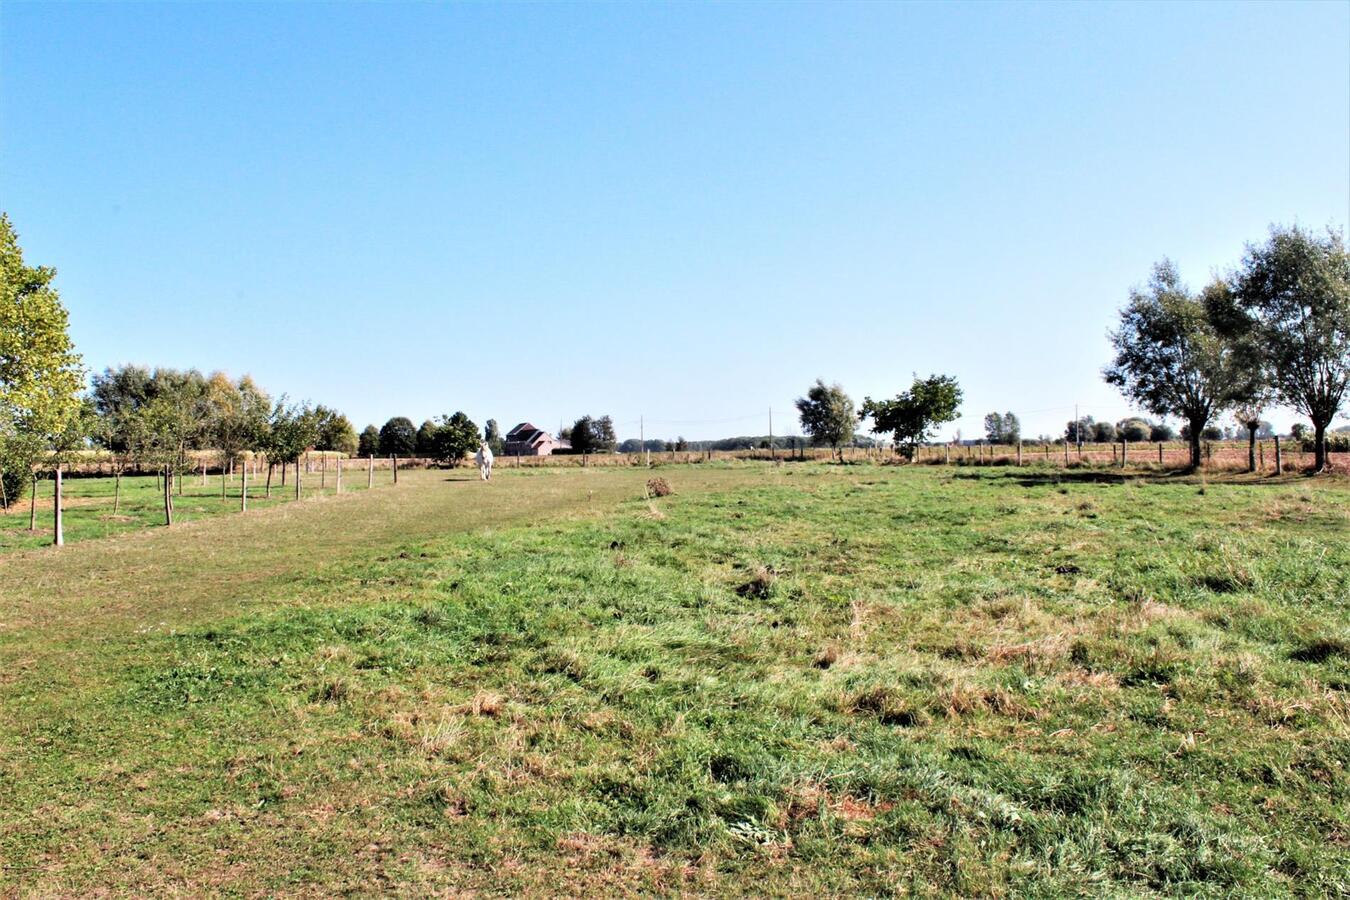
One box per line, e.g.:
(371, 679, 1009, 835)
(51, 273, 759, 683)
(1104, 261, 1257, 469)
(859, 374, 962, 460)
(0, 214, 84, 502)
(796, 379, 855, 461)
(1229, 225, 1350, 471)
(379, 417, 417, 457)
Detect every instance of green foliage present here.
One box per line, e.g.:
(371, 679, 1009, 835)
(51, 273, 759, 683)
(428, 412, 480, 464)
(567, 414, 617, 455)
(357, 425, 380, 457)
(983, 411, 1020, 444)
(0, 213, 84, 488)
(859, 374, 961, 459)
(1230, 224, 1350, 469)
(311, 405, 356, 455)
(265, 400, 317, 465)
(415, 420, 439, 456)
(484, 419, 504, 456)
(140, 368, 209, 473)
(379, 417, 417, 457)
(1116, 417, 1151, 442)
(1149, 422, 1174, 442)
(1091, 420, 1116, 443)
(1104, 261, 1256, 468)
(796, 379, 856, 459)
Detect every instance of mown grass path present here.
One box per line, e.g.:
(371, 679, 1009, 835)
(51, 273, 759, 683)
(2, 464, 1348, 896)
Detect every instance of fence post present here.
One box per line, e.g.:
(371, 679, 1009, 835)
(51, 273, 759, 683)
(393, 455, 398, 484)
(295, 459, 302, 500)
(321, 454, 327, 489)
(1017, 440, 1022, 466)
(1274, 436, 1282, 475)
(1121, 437, 1127, 469)
(368, 454, 374, 488)
(240, 461, 247, 511)
(336, 456, 343, 494)
(54, 466, 63, 547)
(1064, 438, 1070, 465)
(1259, 441, 1265, 474)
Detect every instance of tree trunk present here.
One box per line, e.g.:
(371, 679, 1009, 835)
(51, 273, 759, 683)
(295, 461, 301, 500)
(0, 467, 8, 512)
(53, 467, 63, 547)
(164, 465, 174, 526)
(221, 456, 228, 499)
(281, 462, 287, 486)
(241, 462, 247, 512)
(1188, 421, 1204, 471)
(1247, 425, 1258, 473)
(266, 463, 274, 498)
(113, 469, 122, 515)
(29, 476, 37, 531)
(1312, 420, 1328, 472)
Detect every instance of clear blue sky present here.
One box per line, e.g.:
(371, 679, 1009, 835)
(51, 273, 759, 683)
(3, 1, 1347, 441)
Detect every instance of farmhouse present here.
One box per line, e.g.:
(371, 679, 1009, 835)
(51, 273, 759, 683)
(504, 422, 569, 456)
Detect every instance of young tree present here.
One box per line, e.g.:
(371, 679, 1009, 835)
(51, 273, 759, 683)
(89, 364, 156, 513)
(859, 374, 963, 460)
(1230, 225, 1350, 472)
(1001, 412, 1020, 445)
(141, 370, 208, 524)
(267, 401, 317, 499)
(1104, 261, 1255, 469)
(357, 424, 380, 457)
(1290, 422, 1309, 442)
(429, 412, 480, 464)
(379, 416, 417, 457)
(205, 372, 247, 493)
(796, 379, 855, 462)
(0, 214, 84, 513)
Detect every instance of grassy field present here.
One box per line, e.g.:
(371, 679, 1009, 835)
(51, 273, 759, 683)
(1, 463, 390, 553)
(1, 463, 1347, 896)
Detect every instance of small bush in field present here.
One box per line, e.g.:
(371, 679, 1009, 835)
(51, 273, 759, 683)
(646, 477, 672, 497)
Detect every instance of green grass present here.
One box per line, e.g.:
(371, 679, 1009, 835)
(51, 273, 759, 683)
(1, 464, 385, 552)
(2, 463, 1347, 895)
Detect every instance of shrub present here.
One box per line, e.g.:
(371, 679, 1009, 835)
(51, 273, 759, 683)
(646, 477, 672, 497)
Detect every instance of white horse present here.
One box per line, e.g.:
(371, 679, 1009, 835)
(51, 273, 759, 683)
(475, 443, 494, 481)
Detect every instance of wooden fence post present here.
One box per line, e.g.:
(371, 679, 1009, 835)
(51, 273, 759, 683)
(1064, 438, 1070, 465)
(368, 454, 374, 488)
(1121, 438, 1127, 468)
(393, 455, 399, 484)
(1017, 440, 1022, 466)
(321, 454, 327, 489)
(1274, 436, 1282, 475)
(336, 456, 343, 494)
(295, 459, 302, 500)
(1259, 441, 1265, 473)
(54, 466, 63, 547)
(240, 462, 247, 511)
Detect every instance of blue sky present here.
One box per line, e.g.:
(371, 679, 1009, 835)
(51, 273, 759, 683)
(2, 1, 1347, 441)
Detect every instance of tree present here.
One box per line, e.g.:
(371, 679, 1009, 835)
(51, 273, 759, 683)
(205, 372, 247, 488)
(859, 374, 963, 461)
(983, 412, 1005, 444)
(0, 214, 84, 513)
(1092, 421, 1116, 443)
(311, 405, 356, 455)
(1230, 225, 1350, 472)
(1065, 416, 1094, 444)
(141, 369, 209, 523)
(266, 400, 317, 500)
(1116, 418, 1151, 443)
(1104, 261, 1255, 469)
(796, 379, 856, 462)
(357, 424, 380, 457)
(1002, 412, 1020, 445)
(566, 415, 617, 456)
(484, 419, 504, 456)
(415, 419, 439, 457)
(379, 416, 417, 457)
(88, 364, 155, 514)
(1291, 422, 1309, 441)
(1149, 422, 1175, 442)
(429, 412, 479, 464)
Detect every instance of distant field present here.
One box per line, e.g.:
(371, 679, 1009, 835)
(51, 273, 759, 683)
(2, 463, 1347, 895)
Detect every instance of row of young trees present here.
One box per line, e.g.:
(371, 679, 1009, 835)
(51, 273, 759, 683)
(357, 415, 491, 462)
(1106, 224, 1350, 471)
